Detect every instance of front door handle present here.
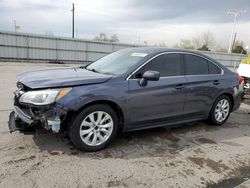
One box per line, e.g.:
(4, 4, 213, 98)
(213, 80, 220, 85)
(175, 84, 185, 89)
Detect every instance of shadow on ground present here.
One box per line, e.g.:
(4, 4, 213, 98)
(29, 97, 250, 160)
(31, 121, 247, 159)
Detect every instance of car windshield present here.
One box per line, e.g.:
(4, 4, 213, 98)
(86, 51, 147, 75)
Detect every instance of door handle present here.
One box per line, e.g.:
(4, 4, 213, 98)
(175, 84, 185, 89)
(213, 80, 220, 85)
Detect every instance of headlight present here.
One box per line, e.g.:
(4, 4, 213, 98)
(19, 88, 71, 105)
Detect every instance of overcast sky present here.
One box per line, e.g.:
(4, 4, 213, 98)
(0, 0, 250, 49)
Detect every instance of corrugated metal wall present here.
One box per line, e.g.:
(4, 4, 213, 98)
(0, 31, 247, 67)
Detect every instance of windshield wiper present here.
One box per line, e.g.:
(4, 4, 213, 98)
(85, 67, 100, 73)
(85, 67, 114, 75)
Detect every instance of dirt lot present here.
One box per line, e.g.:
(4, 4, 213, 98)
(1, 62, 250, 188)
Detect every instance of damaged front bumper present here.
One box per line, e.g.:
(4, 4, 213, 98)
(8, 100, 69, 134)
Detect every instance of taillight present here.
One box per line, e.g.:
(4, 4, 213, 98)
(237, 76, 245, 84)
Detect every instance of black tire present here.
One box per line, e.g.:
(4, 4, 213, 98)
(70, 104, 118, 152)
(209, 95, 232, 126)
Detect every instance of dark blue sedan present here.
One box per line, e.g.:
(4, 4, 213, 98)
(9, 48, 244, 151)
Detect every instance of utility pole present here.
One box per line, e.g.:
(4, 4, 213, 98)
(14, 20, 17, 32)
(232, 32, 237, 50)
(71, 3, 75, 38)
(227, 10, 247, 54)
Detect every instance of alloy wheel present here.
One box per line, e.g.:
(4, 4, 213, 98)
(214, 99, 230, 122)
(79, 111, 114, 146)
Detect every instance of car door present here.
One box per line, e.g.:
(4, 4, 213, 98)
(127, 53, 187, 128)
(183, 54, 223, 117)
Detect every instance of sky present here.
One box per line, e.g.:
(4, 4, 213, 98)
(0, 0, 250, 49)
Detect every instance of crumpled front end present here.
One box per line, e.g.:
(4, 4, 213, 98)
(8, 83, 70, 133)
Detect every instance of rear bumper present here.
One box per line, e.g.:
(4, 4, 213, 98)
(244, 83, 250, 95)
(245, 83, 250, 89)
(232, 87, 244, 111)
(242, 77, 250, 94)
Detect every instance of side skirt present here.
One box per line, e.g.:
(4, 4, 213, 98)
(123, 116, 206, 132)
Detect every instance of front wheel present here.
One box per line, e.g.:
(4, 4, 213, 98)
(209, 95, 232, 125)
(70, 104, 118, 151)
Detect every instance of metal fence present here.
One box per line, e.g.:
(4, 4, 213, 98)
(0, 31, 247, 67)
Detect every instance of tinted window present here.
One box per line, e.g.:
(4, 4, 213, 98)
(184, 55, 208, 75)
(208, 62, 221, 74)
(135, 54, 182, 78)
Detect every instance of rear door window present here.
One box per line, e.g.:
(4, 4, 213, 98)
(184, 54, 209, 75)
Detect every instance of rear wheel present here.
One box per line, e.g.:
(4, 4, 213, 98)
(209, 95, 232, 125)
(70, 104, 118, 151)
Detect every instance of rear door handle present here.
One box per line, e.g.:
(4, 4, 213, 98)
(213, 80, 220, 85)
(175, 84, 185, 89)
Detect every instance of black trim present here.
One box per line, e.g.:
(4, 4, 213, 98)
(128, 112, 206, 130)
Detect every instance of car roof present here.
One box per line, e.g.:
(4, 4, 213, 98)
(121, 47, 208, 57)
(121, 47, 196, 53)
(121, 47, 217, 63)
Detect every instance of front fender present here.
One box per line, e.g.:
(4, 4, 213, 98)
(56, 81, 128, 122)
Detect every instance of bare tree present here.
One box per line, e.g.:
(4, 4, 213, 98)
(94, 33, 119, 43)
(94, 33, 107, 41)
(179, 39, 195, 50)
(155, 42, 167, 47)
(232, 40, 247, 54)
(192, 36, 202, 49)
(110, 34, 119, 42)
(201, 31, 215, 49)
(233, 40, 244, 47)
(191, 31, 215, 49)
(177, 31, 216, 51)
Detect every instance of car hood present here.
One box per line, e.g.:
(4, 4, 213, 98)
(17, 67, 112, 89)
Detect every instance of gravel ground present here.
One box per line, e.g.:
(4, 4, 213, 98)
(0, 62, 250, 188)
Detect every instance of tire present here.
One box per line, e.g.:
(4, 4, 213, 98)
(209, 95, 232, 126)
(70, 104, 118, 152)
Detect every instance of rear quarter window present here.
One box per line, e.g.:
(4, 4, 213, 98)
(208, 62, 222, 74)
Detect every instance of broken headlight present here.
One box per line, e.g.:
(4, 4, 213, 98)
(19, 88, 71, 105)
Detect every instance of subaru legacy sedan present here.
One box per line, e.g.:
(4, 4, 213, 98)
(9, 48, 243, 151)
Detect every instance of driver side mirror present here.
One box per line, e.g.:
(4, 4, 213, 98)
(139, 71, 160, 86)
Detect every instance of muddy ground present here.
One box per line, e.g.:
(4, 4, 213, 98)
(0, 62, 250, 188)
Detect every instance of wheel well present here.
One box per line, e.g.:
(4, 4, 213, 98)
(68, 100, 124, 131)
(207, 92, 235, 119)
(219, 93, 234, 110)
